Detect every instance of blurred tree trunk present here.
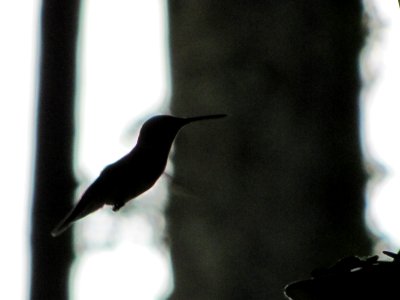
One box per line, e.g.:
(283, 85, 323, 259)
(30, 1, 80, 300)
(166, 1, 370, 300)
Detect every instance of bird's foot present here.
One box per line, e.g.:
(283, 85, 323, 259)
(112, 202, 124, 212)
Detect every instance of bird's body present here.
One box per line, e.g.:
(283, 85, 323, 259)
(51, 114, 226, 237)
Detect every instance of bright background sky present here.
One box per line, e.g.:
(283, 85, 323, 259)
(0, 1, 399, 299)
(0, 1, 37, 300)
(72, 1, 172, 299)
(362, 0, 400, 249)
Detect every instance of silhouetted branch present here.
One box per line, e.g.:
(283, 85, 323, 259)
(285, 251, 400, 299)
(30, 1, 81, 300)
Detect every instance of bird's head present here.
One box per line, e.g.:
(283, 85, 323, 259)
(137, 114, 226, 147)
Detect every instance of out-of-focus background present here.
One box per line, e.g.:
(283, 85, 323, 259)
(1, 1, 400, 299)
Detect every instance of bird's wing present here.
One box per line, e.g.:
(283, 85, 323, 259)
(51, 196, 104, 237)
(51, 179, 107, 237)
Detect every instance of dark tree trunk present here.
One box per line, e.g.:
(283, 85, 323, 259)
(166, 1, 371, 299)
(30, 1, 80, 299)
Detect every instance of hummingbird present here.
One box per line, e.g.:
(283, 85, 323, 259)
(51, 114, 226, 237)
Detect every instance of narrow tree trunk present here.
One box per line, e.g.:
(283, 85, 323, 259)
(30, 1, 80, 299)
(167, 1, 370, 299)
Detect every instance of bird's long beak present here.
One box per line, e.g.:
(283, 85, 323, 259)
(184, 114, 227, 124)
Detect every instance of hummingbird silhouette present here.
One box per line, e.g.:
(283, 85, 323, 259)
(51, 114, 226, 237)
